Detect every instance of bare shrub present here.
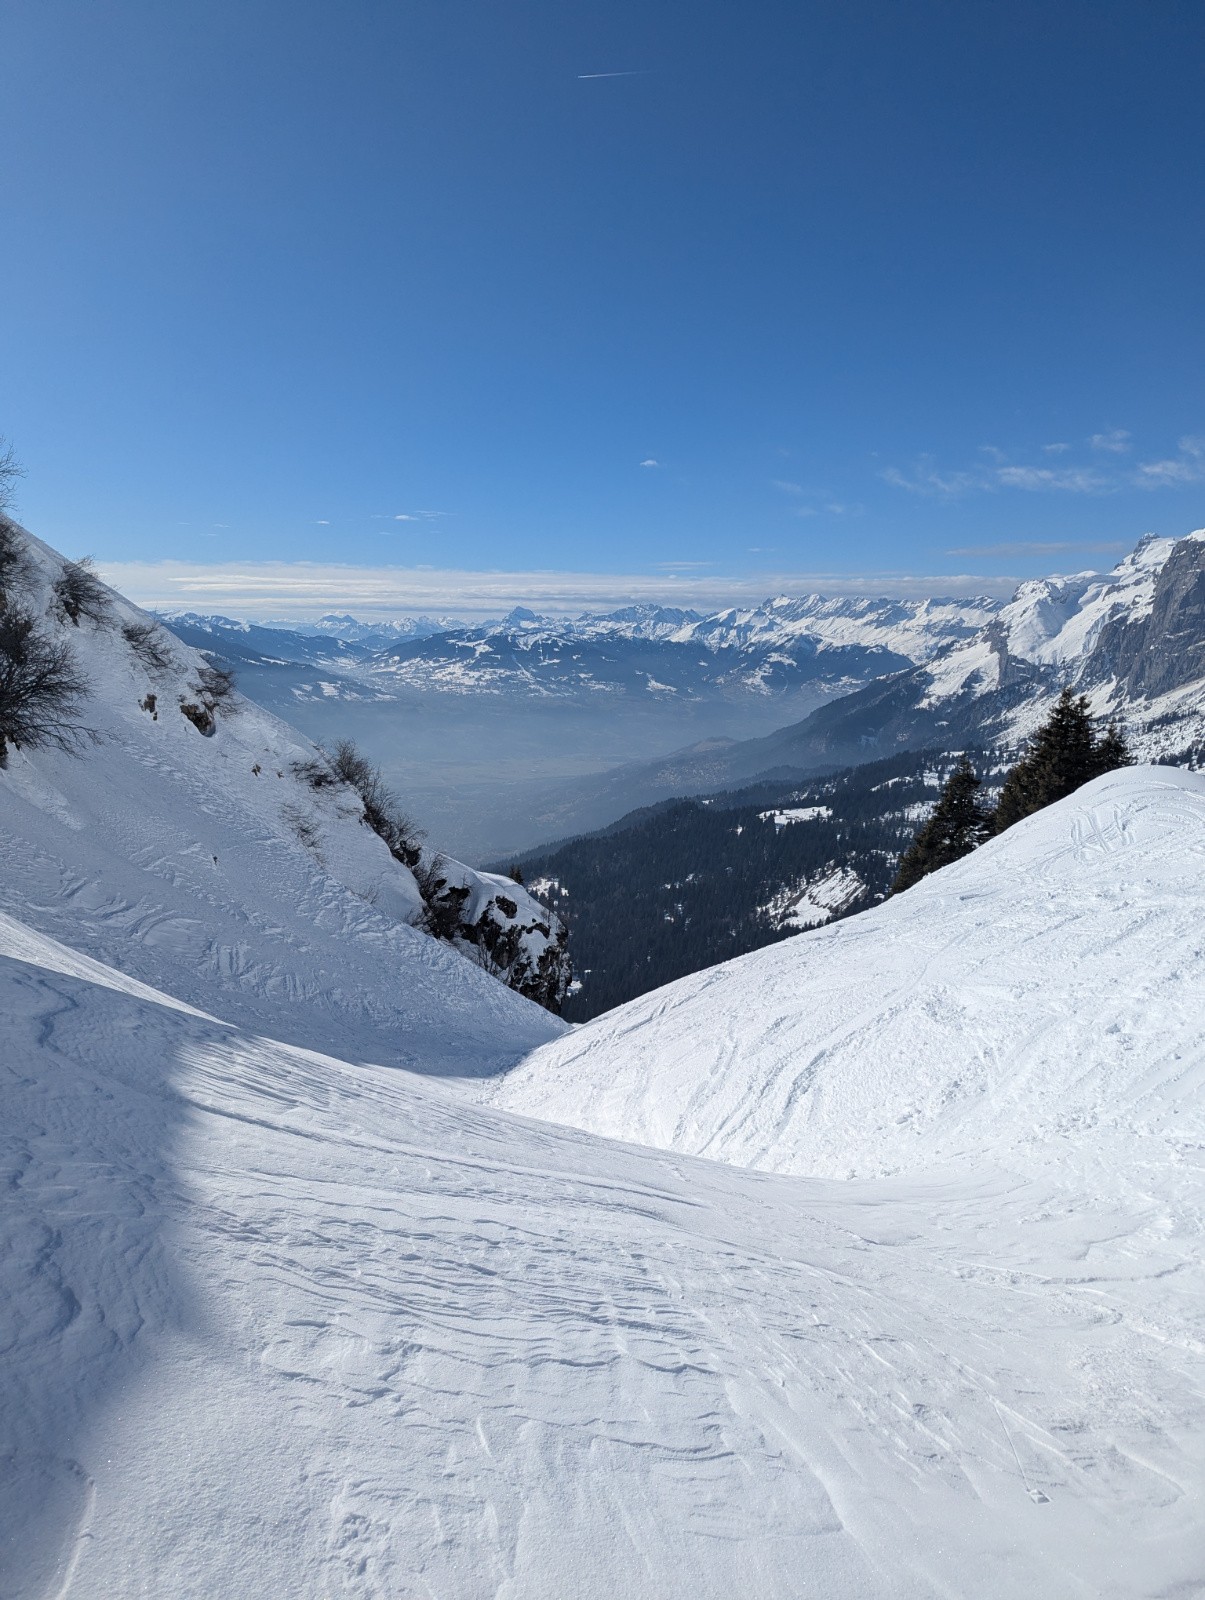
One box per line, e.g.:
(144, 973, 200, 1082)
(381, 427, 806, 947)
(0, 608, 94, 765)
(412, 853, 471, 939)
(0, 438, 24, 517)
(327, 737, 423, 867)
(53, 558, 113, 627)
(198, 661, 237, 707)
(0, 522, 34, 608)
(281, 802, 323, 857)
(291, 755, 337, 789)
(328, 738, 377, 792)
(122, 619, 175, 671)
(179, 661, 237, 734)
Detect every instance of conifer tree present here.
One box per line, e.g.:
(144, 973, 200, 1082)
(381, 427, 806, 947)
(992, 688, 1133, 834)
(890, 756, 991, 894)
(1091, 722, 1134, 779)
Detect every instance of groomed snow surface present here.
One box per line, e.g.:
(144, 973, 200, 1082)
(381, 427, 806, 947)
(4, 557, 1204, 1600)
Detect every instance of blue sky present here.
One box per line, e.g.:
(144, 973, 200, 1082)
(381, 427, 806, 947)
(2, 0, 1203, 614)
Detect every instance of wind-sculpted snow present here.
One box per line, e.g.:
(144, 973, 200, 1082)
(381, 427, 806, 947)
(3, 908, 1203, 1598)
(498, 767, 1205, 1179)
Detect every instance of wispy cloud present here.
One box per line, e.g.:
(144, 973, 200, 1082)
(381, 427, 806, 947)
(946, 539, 1128, 559)
(887, 429, 1204, 499)
(369, 510, 450, 522)
(578, 70, 650, 80)
(885, 458, 1109, 496)
(1090, 429, 1131, 454)
(97, 558, 1023, 620)
(771, 479, 804, 495)
(994, 464, 1109, 492)
(639, 458, 661, 469)
(881, 461, 982, 497)
(1134, 435, 1205, 487)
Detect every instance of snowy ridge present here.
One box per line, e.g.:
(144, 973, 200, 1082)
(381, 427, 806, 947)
(920, 535, 1180, 705)
(686, 591, 998, 660)
(364, 592, 998, 700)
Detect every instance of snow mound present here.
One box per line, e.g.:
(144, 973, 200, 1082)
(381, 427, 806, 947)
(496, 766, 1205, 1178)
(4, 907, 1203, 1598)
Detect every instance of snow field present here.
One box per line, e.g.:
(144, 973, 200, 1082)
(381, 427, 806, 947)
(4, 910, 1202, 1598)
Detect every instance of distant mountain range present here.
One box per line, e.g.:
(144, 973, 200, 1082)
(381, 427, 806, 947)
(508, 530, 1205, 842)
(161, 591, 999, 705)
(157, 534, 1205, 857)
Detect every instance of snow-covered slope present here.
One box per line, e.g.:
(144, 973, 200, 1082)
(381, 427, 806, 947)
(0, 526, 568, 1056)
(5, 894, 1204, 1598)
(5, 518, 1204, 1597)
(497, 766, 1205, 1178)
(686, 591, 998, 661)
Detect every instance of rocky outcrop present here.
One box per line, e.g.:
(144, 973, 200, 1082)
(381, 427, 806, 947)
(1123, 537, 1205, 700)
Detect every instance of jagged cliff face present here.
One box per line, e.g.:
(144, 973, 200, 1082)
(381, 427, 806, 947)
(956, 529, 1205, 754)
(1090, 535, 1205, 701)
(869, 530, 1205, 757)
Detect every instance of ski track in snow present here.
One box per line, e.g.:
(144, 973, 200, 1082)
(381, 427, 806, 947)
(3, 899, 1204, 1597)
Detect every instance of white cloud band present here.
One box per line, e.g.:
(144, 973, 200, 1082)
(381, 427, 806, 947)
(95, 558, 1023, 621)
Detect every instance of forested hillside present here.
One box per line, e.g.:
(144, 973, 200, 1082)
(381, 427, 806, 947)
(512, 749, 981, 1020)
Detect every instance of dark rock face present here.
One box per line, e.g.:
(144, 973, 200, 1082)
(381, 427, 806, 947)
(1123, 538, 1205, 700)
(1081, 604, 1147, 688)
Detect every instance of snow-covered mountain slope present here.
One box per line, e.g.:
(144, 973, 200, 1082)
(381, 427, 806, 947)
(622, 530, 1205, 799)
(4, 897, 1203, 1599)
(687, 591, 999, 661)
(362, 592, 1000, 701)
(176, 593, 997, 706)
(0, 525, 569, 1051)
(497, 766, 1205, 1178)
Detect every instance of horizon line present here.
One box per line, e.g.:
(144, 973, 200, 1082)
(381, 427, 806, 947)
(90, 555, 1107, 622)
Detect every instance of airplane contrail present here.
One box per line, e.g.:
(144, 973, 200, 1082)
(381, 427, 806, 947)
(577, 70, 650, 79)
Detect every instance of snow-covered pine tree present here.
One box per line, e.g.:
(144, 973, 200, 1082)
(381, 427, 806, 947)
(992, 687, 1133, 834)
(889, 755, 991, 894)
